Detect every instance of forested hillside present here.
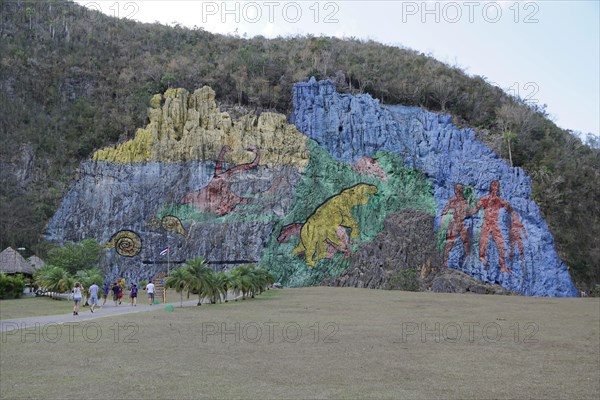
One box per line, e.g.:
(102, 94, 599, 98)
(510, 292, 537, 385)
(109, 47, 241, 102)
(0, 1, 598, 291)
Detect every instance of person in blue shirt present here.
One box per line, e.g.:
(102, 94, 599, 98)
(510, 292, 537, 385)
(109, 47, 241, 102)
(89, 282, 99, 313)
(129, 283, 138, 306)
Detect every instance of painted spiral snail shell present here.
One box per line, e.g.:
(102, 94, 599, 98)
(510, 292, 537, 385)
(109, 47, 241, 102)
(106, 230, 142, 257)
(161, 215, 185, 236)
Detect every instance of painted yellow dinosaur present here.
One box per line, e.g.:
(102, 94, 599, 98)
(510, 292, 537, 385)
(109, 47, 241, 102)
(292, 183, 378, 267)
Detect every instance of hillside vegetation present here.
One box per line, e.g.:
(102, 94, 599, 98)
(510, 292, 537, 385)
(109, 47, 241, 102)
(0, 1, 598, 291)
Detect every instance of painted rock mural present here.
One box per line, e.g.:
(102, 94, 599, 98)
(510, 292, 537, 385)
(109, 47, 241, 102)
(45, 80, 578, 297)
(46, 86, 308, 280)
(290, 78, 577, 297)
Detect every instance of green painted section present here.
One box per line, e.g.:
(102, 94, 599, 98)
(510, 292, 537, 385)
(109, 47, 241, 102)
(156, 202, 280, 224)
(261, 140, 437, 287)
(436, 211, 452, 255)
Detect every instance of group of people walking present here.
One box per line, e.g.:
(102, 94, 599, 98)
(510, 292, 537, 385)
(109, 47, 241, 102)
(71, 279, 157, 316)
(71, 281, 101, 315)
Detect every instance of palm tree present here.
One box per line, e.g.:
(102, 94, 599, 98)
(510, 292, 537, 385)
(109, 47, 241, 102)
(253, 268, 275, 294)
(265, 269, 275, 289)
(213, 271, 230, 303)
(165, 266, 191, 308)
(184, 256, 216, 306)
(230, 264, 259, 300)
(204, 272, 223, 304)
(227, 269, 242, 301)
(35, 266, 72, 299)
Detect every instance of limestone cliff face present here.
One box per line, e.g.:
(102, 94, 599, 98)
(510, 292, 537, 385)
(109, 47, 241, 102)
(46, 82, 578, 297)
(323, 210, 438, 289)
(93, 87, 309, 167)
(291, 78, 578, 297)
(46, 87, 306, 282)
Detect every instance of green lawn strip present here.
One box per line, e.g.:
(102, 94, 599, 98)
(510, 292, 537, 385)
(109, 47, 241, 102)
(0, 297, 74, 320)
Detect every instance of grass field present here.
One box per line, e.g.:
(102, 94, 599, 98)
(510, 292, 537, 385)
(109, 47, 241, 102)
(1, 287, 598, 399)
(0, 296, 75, 320)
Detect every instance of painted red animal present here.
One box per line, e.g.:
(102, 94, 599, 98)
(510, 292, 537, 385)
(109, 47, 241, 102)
(181, 145, 259, 216)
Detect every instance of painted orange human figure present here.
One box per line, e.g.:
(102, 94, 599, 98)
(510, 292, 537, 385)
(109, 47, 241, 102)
(469, 180, 511, 273)
(508, 210, 528, 265)
(181, 145, 259, 216)
(441, 183, 471, 268)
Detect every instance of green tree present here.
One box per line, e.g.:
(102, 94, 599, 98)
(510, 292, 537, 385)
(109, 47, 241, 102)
(203, 272, 223, 305)
(229, 264, 260, 300)
(0, 273, 26, 299)
(35, 265, 72, 298)
(227, 269, 242, 300)
(74, 268, 103, 301)
(502, 130, 517, 167)
(0, 273, 8, 299)
(250, 268, 275, 295)
(165, 266, 192, 308)
(46, 239, 102, 275)
(387, 268, 419, 291)
(212, 271, 231, 303)
(184, 256, 217, 306)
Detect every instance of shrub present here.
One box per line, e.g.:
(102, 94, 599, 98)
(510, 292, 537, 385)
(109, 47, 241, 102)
(0, 273, 8, 298)
(387, 268, 420, 292)
(0, 273, 26, 299)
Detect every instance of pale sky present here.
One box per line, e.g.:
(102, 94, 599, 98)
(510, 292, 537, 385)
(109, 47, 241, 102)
(75, 0, 600, 137)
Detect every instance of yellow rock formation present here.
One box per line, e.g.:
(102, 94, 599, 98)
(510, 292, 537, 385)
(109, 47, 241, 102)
(92, 86, 309, 168)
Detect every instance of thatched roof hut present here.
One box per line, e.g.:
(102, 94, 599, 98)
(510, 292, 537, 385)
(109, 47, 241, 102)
(27, 255, 45, 271)
(0, 247, 36, 275)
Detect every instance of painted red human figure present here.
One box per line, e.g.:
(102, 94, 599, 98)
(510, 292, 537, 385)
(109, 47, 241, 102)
(508, 210, 528, 265)
(441, 184, 471, 269)
(469, 180, 512, 273)
(181, 145, 259, 216)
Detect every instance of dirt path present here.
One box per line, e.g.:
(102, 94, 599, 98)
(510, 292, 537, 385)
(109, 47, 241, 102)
(0, 294, 238, 332)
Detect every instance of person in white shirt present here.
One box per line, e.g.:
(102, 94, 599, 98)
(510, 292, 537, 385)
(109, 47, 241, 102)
(72, 282, 83, 316)
(146, 281, 155, 305)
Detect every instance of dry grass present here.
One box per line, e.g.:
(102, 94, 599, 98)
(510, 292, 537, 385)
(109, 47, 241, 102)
(1, 287, 598, 399)
(0, 296, 74, 320)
